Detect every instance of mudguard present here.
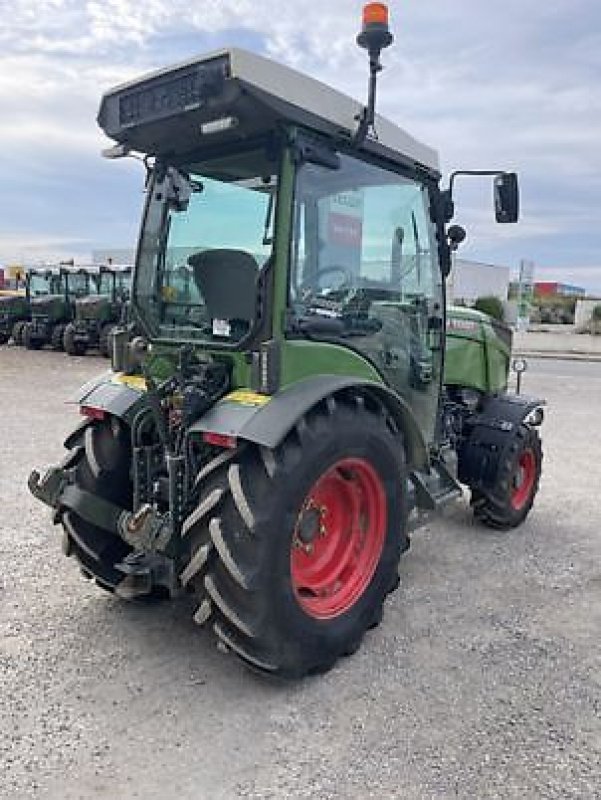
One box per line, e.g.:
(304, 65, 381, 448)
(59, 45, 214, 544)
(457, 392, 544, 489)
(191, 375, 429, 470)
(74, 371, 147, 423)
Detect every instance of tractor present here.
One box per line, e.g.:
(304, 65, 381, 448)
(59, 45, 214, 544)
(63, 265, 132, 357)
(29, 5, 544, 678)
(22, 268, 91, 351)
(0, 289, 30, 345)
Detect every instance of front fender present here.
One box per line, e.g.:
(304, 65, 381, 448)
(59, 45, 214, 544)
(191, 376, 429, 470)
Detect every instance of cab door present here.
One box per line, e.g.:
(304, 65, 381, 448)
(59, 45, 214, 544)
(291, 152, 444, 445)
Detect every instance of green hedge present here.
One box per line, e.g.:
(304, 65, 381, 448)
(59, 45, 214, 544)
(473, 296, 505, 322)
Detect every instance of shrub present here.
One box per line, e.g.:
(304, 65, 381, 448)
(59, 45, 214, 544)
(473, 295, 505, 321)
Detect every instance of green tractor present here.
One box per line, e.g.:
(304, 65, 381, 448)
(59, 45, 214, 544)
(63, 265, 132, 357)
(0, 290, 30, 345)
(22, 268, 91, 351)
(30, 8, 544, 678)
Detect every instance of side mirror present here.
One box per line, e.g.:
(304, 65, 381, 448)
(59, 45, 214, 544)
(447, 225, 466, 251)
(494, 172, 519, 223)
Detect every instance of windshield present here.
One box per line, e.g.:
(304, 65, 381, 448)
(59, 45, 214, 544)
(135, 146, 278, 344)
(67, 273, 90, 297)
(29, 272, 63, 297)
(92, 272, 114, 296)
(115, 271, 131, 300)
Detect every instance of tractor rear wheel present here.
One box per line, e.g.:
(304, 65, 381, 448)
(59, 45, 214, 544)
(23, 323, 42, 350)
(51, 324, 66, 351)
(471, 424, 542, 529)
(64, 323, 86, 356)
(181, 394, 408, 678)
(57, 417, 134, 592)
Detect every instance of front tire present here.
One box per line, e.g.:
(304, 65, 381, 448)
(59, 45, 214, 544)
(181, 394, 408, 678)
(12, 320, 26, 345)
(471, 424, 542, 529)
(51, 324, 66, 351)
(64, 323, 86, 356)
(99, 324, 115, 358)
(23, 323, 42, 350)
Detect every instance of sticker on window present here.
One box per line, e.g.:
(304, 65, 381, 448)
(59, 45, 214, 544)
(212, 318, 231, 337)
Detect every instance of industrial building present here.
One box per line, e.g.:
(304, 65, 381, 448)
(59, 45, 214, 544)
(448, 259, 511, 304)
(534, 282, 585, 298)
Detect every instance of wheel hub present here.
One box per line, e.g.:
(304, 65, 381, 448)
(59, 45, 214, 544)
(295, 505, 323, 547)
(290, 457, 387, 619)
(510, 448, 536, 511)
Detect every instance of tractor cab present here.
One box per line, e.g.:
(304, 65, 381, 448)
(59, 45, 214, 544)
(64, 266, 132, 357)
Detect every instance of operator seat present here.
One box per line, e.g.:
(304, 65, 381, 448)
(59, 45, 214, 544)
(189, 249, 258, 323)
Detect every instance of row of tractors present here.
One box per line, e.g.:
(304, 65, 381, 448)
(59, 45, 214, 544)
(0, 265, 131, 356)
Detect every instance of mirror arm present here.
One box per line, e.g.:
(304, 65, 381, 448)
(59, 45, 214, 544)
(447, 169, 512, 197)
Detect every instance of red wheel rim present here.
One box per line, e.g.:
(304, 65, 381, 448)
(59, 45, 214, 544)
(511, 448, 536, 511)
(290, 457, 387, 619)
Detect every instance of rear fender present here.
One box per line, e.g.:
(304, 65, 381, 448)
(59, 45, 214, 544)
(74, 372, 147, 424)
(191, 376, 429, 470)
(458, 392, 545, 489)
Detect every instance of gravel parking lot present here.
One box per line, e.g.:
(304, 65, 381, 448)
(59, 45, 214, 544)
(1, 346, 600, 799)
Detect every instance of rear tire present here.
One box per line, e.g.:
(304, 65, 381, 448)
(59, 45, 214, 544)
(58, 418, 134, 592)
(181, 394, 408, 678)
(471, 424, 542, 529)
(63, 323, 86, 356)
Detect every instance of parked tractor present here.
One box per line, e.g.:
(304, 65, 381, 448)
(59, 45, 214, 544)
(22, 268, 90, 351)
(0, 289, 30, 345)
(63, 266, 132, 357)
(30, 6, 544, 678)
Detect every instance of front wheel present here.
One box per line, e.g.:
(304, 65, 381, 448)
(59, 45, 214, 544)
(12, 321, 26, 346)
(99, 324, 115, 358)
(51, 324, 66, 351)
(471, 424, 542, 529)
(181, 394, 408, 678)
(23, 323, 42, 350)
(63, 323, 86, 356)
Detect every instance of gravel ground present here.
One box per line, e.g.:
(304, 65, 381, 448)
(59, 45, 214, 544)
(1, 346, 600, 799)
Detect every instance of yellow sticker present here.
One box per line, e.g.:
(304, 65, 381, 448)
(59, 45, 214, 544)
(161, 286, 177, 302)
(225, 389, 270, 407)
(111, 373, 148, 392)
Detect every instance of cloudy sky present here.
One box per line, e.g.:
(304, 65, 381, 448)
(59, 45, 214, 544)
(1, 1, 600, 291)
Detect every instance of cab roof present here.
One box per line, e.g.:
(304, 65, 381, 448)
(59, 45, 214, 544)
(98, 47, 440, 176)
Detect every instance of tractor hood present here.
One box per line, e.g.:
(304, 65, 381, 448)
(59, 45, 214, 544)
(76, 294, 109, 319)
(0, 294, 28, 314)
(31, 294, 65, 314)
(445, 306, 513, 394)
(97, 48, 439, 175)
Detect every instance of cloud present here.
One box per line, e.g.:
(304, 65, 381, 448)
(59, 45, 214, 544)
(1, 0, 600, 292)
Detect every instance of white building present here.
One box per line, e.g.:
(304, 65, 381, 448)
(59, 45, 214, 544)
(448, 258, 511, 303)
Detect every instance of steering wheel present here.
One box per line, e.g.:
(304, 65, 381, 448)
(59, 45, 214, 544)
(303, 265, 354, 295)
